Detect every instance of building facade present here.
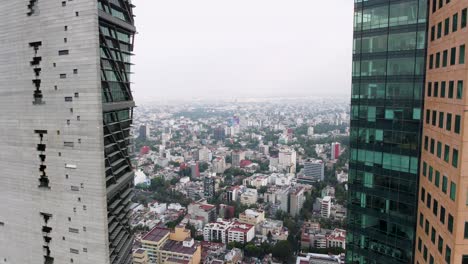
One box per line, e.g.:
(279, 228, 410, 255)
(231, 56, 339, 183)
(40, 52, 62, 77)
(414, 1, 468, 264)
(301, 159, 325, 182)
(0, 1, 136, 263)
(347, 1, 427, 263)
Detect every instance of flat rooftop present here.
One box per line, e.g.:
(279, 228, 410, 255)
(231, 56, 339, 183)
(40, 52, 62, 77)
(161, 240, 199, 255)
(142, 227, 170, 242)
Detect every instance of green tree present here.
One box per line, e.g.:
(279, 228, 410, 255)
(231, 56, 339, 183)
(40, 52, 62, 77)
(272, 240, 293, 263)
(244, 243, 261, 258)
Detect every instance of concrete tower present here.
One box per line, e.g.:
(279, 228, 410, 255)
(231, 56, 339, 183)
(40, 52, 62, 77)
(0, 1, 136, 263)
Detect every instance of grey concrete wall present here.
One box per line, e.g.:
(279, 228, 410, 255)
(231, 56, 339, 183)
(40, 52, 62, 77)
(0, 1, 110, 263)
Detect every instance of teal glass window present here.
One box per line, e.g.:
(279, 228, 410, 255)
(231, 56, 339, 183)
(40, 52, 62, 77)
(455, 115, 461, 134)
(425, 219, 429, 234)
(428, 82, 432, 97)
(423, 161, 427, 176)
(449, 81, 454, 98)
(427, 193, 432, 208)
(450, 181, 457, 200)
(438, 236, 443, 253)
(465, 222, 468, 239)
(442, 176, 448, 193)
(431, 25, 435, 41)
(445, 245, 452, 263)
(453, 13, 459, 32)
(421, 187, 426, 202)
(437, 22, 442, 38)
(435, 171, 440, 187)
(424, 136, 429, 150)
(420, 212, 424, 227)
(460, 45, 465, 64)
(440, 206, 445, 224)
(434, 82, 439, 96)
(436, 52, 441, 68)
(446, 113, 452, 131)
(463, 8, 467, 28)
(439, 113, 444, 129)
(429, 166, 433, 181)
(443, 50, 448, 67)
(430, 138, 435, 154)
(453, 148, 459, 168)
(444, 145, 450, 162)
(433, 199, 438, 216)
(431, 227, 436, 243)
(432, 111, 437, 126)
(423, 245, 428, 261)
(448, 214, 454, 233)
(429, 54, 434, 69)
(441, 81, 446, 97)
(445, 18, 450, 35)
(451, 47, 457, 65)
(457, 80, 464, 99)
(418, 237, 422, 252)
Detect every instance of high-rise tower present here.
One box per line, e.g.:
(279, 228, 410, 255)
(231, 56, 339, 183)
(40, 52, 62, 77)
(415, 1, 468, 263)
(347, 1, 428, 263)
(0, 1, 136, 263)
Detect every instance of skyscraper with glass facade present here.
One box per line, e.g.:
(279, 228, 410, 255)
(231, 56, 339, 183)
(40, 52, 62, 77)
(347, 1, 427, 263)
(0, 1, 135, 263)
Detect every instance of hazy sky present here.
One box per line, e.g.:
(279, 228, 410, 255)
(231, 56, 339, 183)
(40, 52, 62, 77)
(132, 0, 354, 102)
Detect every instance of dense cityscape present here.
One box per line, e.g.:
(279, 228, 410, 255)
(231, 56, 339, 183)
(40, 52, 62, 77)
(129, 98, 350, 263)
(3, 0, 468, 264)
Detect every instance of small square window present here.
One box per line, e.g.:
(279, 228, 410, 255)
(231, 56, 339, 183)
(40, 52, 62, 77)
(60, 74, 67, 79)
(76, 12, 79, 16)
(74, 92, 79, 97)
(64, 38, 67, 43)
(73, 69, 78, 74)
(62, 1, 66, 7)
(64, 26, 68, 31)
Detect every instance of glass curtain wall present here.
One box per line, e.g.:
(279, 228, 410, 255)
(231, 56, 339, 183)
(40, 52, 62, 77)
(347, 0, 428, 263)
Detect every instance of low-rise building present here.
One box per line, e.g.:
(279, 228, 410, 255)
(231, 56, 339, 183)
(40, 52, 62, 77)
(227, 222, 255, 243)
(203, 220, 255, 244)
(321, 196, 332, 218)
(133, 248, 149, 264)
(187, 200, 217, 225)
(242, 174, 269, 188)
(203, 220, 232, 244)
(240, 188, 258, 206)
(326, 229, 346, 250)
(239, 209, 265, 226)
(141, 225, 201, 264)
(225, 248, 243, 264)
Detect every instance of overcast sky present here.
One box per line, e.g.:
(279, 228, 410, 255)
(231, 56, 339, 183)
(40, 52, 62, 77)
(132, 0, 354, 102)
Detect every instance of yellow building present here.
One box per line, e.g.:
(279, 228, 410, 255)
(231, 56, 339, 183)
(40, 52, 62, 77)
(239, 209, 265, 226)
(170, 225, 191, 241)
(140, 225, 201, 264)
(133, 248, 149, 264)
